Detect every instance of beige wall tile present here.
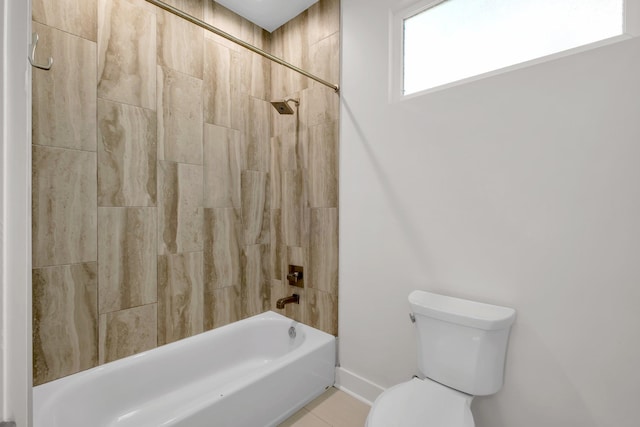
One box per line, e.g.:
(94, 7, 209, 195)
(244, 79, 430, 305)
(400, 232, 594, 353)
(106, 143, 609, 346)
(33, 263, 98, 385)
(269, 31, 286, 100)
(98, 99, 157, 207)
(287, 288, 307, 325)
(300, 85, 340, 129)
(157, 66, 204, 165)
(302, 206, 311, 248)
(309, 208, 338, 294)
(158, 161, 204, 254)
(245, 97, 271, 171)
(241, 170, 270, 245)
(283, 170, 304, 246)
(307, 0, 340, 46)
(204, 286, 241, 330)
(242, 244, 271, 317)
(204, 208, 242, 291)
(157, 10, 203, 79)
(280, 128, 309, 171)
(99, 303, 157, 364)
(32, 22, 97, 151)
(162, 0, 204, 20)
(270, 210, 284, 280)
(271, 279, 285, 311)
(309, 32, 340, 90)
(271, 14, 310, 98)
(33, 0, 97, 41)
(203, 39, 245, 130)
(98, 207, 157, 313)
(97, 0, 156, 110)
(203, 1, 244, 50)
(245, 50, 271, 101)
(270, 136, 282, 208)
(306, 289, 338, 336)
(308, 121, 338, 208)
(255, 25, 271, 51)
(32, 146, 97, 268)
(204, 124, 243, 208)
(158, 251, 204, 345)
(203, 39, 232, 127)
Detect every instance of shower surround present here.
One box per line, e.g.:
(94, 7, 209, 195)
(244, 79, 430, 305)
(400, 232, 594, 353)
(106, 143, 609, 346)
(31, 0, 339, 385)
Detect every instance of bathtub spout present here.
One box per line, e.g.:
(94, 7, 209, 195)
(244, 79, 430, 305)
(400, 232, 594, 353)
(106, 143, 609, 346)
(276, 294, 300, 309)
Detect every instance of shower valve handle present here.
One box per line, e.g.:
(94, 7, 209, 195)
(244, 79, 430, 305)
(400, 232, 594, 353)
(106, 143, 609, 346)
(286, 271, 302, 282)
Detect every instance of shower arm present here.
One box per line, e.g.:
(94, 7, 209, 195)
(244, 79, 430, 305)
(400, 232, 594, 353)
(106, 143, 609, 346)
(144, 0, 340, 93)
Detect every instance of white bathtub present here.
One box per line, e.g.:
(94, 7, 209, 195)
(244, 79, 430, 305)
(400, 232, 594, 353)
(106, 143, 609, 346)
(34, 311, 336, 427)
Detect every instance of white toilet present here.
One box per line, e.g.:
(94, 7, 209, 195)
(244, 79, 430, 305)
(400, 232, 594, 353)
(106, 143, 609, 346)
(366, 290, 516, 427)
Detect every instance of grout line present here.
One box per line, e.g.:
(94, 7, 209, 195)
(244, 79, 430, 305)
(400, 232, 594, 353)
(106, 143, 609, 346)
(282, 407, 332, 427)
(32, 260, 97, 270)
(31, 19, 97, 44)
(32, 143, 97, 154)
(97, 96, 158, 114)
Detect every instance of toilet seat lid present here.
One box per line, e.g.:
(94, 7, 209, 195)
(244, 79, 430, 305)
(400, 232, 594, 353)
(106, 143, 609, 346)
(367, 378, 475, 427)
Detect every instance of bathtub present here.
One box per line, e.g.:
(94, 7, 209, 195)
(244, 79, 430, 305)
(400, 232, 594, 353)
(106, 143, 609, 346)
(34, 311, 336, 427)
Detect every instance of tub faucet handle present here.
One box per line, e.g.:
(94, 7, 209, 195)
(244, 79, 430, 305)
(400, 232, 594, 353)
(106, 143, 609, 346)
(286, 265, 304, 288)
(287, 271, 301, 282)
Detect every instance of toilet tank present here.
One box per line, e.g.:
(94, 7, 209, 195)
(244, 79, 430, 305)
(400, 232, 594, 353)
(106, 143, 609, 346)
(409, 290, 516, 396)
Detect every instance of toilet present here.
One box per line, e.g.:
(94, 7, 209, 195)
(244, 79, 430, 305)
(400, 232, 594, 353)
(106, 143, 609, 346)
(366, 290, 516, 427)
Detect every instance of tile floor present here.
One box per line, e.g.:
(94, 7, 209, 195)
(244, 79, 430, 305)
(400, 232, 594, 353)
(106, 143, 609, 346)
(278, 387, 371, 427)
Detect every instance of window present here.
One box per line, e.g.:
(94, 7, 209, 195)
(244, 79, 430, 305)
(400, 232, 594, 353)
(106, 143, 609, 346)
(395, 0, 632, 97)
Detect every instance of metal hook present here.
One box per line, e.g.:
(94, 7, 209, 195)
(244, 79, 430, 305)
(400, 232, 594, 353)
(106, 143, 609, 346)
(28, 32, 53, 70)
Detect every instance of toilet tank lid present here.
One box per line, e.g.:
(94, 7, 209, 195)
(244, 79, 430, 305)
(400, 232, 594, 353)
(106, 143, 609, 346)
(409, 290, 516, 331)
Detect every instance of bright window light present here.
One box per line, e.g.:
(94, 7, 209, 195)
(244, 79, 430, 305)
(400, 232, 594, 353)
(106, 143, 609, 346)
(403, 0, 625, 95)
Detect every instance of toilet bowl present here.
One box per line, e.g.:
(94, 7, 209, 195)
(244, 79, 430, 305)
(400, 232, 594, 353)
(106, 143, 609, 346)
(366, 290, 515, 427)
(366, 378, 474, 427)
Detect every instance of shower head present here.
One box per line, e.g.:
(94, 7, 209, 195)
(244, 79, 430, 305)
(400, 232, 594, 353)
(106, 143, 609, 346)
(270, 98, 300, 115)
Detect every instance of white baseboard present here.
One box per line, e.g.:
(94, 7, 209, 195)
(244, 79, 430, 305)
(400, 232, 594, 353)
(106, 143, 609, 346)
(334, 367, 386, 406)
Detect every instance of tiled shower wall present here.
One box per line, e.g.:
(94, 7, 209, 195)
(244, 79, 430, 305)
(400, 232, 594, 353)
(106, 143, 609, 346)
(31, 0, 339, 386)
(269, 1, 340, 335)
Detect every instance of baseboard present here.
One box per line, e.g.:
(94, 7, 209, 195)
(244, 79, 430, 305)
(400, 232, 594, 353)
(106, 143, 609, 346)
(334, 367, 385, 406)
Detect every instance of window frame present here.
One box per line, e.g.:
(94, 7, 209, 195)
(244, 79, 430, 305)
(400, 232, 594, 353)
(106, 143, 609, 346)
(389, 0, 640, 102)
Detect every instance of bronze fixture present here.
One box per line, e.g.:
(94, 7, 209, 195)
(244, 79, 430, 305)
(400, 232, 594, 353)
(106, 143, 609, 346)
(276, 294, 300, 309)
(270, 98, 300, 115)
(287, 265, 304, 288)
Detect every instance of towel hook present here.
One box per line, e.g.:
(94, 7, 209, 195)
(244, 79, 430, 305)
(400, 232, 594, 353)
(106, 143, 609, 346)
(28, 32, 53, 70)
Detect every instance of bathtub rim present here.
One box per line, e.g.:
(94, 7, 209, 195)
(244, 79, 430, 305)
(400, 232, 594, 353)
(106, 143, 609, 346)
(35, 310, 333, 390)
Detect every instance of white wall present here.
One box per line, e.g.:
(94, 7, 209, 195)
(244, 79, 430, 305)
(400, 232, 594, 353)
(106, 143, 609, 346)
(1, 0, 32, 424)
(339, 1, 640, 426)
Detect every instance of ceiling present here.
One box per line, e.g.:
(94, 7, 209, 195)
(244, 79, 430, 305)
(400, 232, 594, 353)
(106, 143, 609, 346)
(215, 0, 319, 32)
